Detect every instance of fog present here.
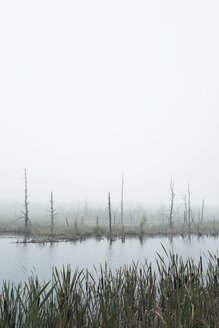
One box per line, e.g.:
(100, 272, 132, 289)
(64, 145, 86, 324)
(1, 0, 219, 207)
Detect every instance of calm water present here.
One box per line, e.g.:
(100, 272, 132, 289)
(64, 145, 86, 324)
(1, 235, 219, 284)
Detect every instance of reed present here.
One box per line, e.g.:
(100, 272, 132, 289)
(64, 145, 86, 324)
(0, 254, 219, 327)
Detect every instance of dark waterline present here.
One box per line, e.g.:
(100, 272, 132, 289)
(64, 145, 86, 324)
(1, 235, 219, 285)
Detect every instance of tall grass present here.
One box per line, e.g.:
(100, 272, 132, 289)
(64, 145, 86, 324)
(0, 254, 219, 327)
(3, 216, 219, 239)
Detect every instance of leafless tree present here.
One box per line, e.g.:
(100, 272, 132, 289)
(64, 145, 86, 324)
(49, 191, 57, 235)
(17, 169, 31, 235)
(183, 183, 194, 233)
(121, 172, 124, 226)
(108, 193, 112, 241)
(168, 179, 175, 229)
(162, 179, 175, 230)
(187, 183, 191, 226)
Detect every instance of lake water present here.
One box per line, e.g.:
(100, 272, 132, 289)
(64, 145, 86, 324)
(1, 235, 219, 285)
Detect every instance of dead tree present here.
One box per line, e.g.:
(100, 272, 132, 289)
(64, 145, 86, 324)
(24, 169, 30, 234)
(168, 179, 175, 229)
(121, 172, 124, 226)
(183, 183, 194, 233)
(108, 193, 112, 241)
(49, 191, 57, 235)
(18, 169, 31, 235)
(162, 179, 175, 230)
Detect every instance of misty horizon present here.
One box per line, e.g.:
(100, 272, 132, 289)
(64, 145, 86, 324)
(1, 1, 219, 205)
(0, 169, 214, 206)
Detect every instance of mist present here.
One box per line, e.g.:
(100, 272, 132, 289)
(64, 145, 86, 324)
(1, 0, 219, 206)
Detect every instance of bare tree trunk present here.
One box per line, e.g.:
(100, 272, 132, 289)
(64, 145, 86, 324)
(49, 191, 56, 235)
(108, 193, 112, 241)
(169, 179, 175, 230)
(121, 172, 124, 226)
(17, 169, 31, 240)
(23, 169, 30, 235)
(183, 183, 193, 233)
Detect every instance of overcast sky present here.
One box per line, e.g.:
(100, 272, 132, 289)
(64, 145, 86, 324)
(0, 0, 219, 205)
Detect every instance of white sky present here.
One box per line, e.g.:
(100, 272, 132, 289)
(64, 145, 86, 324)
(0, 0, 219, 205)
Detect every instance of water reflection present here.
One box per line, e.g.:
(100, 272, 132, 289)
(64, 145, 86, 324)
(0, 235, 218, 285)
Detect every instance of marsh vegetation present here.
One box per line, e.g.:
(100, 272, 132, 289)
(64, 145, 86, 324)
(0, 171, 215, 242)
(1, 252, 219, 327)
(0, 171, 218, 243)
